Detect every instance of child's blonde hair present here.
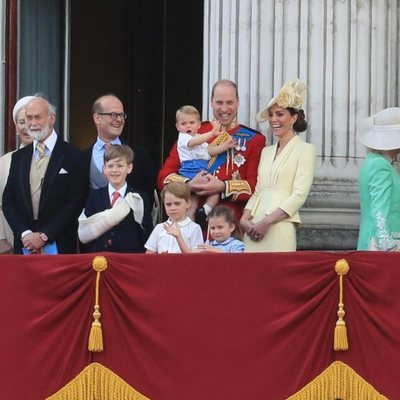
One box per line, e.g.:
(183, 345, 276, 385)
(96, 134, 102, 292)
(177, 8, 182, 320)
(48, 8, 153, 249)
(161, 182, 191, 202)
(208, 205, 243, 240)
(104, 144, 134, 164)
(176, 105, 201, 122)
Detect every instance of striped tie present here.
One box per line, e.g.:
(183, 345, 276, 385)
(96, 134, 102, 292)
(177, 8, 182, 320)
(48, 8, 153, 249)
(36, 142, 46, 167)
(111, 191, 121, 206)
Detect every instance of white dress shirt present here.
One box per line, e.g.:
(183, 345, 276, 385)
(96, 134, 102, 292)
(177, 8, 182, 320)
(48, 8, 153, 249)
(145, 217, 203, 253)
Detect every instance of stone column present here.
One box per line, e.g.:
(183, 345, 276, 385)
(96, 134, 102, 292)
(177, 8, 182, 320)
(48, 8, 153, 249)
(203, 0, 400, 249)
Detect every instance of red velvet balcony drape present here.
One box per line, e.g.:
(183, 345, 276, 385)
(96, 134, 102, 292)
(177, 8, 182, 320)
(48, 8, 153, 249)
(0, 251, 399, 399)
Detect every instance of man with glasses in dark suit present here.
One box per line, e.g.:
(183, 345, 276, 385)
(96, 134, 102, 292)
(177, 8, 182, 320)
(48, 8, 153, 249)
(83, 94, 156, 206)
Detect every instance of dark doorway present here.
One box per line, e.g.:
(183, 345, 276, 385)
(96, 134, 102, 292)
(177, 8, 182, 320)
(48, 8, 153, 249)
(69, 0, 204, 172)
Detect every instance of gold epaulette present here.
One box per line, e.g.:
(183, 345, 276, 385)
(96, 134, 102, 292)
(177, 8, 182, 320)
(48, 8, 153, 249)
(163, 173, 189, 185)
(225, 179, 252, 201)
(208, 131, 231, 168)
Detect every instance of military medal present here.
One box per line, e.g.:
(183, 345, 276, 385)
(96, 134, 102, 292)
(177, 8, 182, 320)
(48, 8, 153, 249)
(235, 138, 242, 152)
(240, 138, 247, 151)
(233, 153, 246, 167)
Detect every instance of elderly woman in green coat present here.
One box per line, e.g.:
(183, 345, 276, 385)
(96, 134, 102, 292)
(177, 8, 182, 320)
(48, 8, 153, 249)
(357, 107, 400, 251)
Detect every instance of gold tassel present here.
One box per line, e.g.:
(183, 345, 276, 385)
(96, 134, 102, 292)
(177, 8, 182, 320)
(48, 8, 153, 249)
(88, 256, 108, 352)
(334, 259, 350, 351)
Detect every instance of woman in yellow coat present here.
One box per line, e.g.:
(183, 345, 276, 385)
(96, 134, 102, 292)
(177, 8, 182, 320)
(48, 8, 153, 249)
(240, 79, 316, 252)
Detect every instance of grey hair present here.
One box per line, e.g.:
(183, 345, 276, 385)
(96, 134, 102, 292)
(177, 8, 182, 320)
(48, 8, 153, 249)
(30, 93, 57, 115)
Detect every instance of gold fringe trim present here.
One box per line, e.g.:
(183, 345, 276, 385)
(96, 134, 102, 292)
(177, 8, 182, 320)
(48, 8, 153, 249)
(287, 361, 388, 400)
(208, 131, 232, 169)
(162, 173, 189, 185)
(46, 362, 150, 400)
(88, 256, 108, 352)
(334, 259, 350, 351)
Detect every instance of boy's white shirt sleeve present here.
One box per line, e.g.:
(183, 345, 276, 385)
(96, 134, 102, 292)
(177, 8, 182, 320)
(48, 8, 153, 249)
(178, 132, 210, 162)
(145, 223, 180, 253)
(189, 222, 204, 249)
(144, 223, 162, 252)
(145, 220, 204, 253)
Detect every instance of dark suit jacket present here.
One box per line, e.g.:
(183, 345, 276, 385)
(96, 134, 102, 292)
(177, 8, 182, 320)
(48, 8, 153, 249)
(3, 136, 87, 254)
(81, 185, 153, 253)
(82, 142, 157, 207)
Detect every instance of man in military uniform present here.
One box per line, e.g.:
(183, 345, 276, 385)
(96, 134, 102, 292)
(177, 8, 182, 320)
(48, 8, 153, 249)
(158, 79, 266, 219)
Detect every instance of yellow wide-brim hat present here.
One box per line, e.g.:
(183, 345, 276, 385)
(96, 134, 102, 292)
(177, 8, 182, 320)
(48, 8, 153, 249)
(358, 107, 400, 151)
(256, 78, 307, 122)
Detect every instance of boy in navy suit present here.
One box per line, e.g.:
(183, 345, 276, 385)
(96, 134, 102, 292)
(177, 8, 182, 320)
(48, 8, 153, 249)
(79, 145, 153, 253)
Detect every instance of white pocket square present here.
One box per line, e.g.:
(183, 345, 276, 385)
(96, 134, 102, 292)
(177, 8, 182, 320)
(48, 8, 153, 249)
(59, 168, 68, 174)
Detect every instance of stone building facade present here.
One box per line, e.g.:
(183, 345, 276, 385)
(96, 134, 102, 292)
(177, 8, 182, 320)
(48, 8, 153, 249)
(202, 0, 400, 249)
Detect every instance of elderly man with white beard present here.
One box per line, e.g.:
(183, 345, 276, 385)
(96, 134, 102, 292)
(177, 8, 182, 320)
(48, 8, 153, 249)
(3, 96, 86, 254)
